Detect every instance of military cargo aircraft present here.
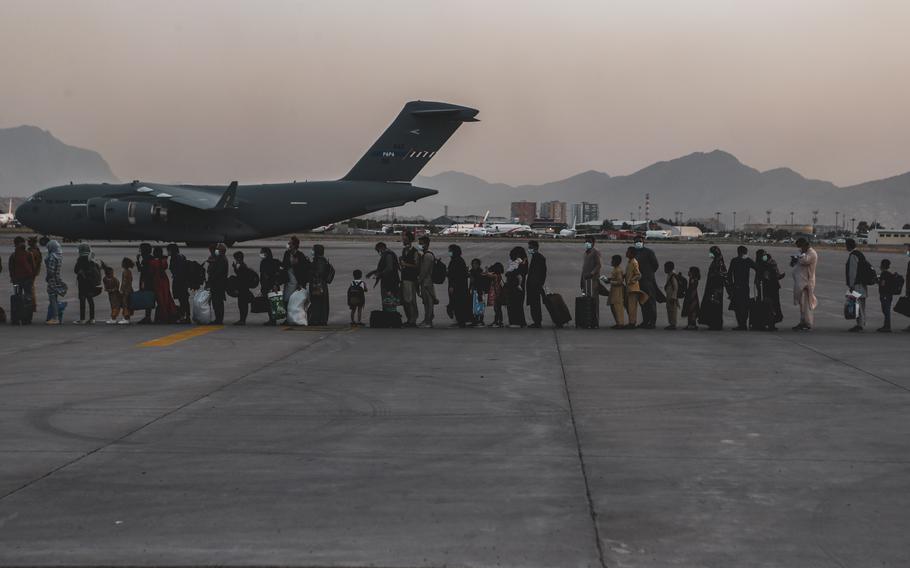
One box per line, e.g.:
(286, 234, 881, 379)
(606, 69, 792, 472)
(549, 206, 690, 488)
(16, 101, 478, 245)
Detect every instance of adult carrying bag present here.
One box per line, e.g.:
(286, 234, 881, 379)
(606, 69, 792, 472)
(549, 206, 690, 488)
(431, 258, 447, 284)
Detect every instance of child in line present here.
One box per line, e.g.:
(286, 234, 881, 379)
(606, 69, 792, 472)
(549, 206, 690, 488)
(102, 265, 124, 324)
(119, 257, 135, 325)
(469, 258, 487, 326)
(682, 266, 701, 330)
(347, 269, 367, 326)
(605, 254, 625, 329)
(483, 262, 504, 328)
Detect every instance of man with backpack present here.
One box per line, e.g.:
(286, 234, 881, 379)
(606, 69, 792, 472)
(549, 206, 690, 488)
(877, 259, 904, 333)
(417, 235, 439, 327)
(845, 238, 875, 332)
(399, 231, 420, 327)
(231, 250, 259, 325)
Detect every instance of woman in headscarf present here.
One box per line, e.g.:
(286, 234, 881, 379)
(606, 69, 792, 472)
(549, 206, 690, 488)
(307, 244, 333, 326)
(446, 244, 472, 328)
(698, 246, 729, 330)
(73, 243, 101, 324)
(206, 243, 229, 325)
(259, 247, 283, 326)
(44, 240, 68, 325)
(149, 246, 178, 323)
(504, 246, 528, 327)
(754, 248, 785, 331)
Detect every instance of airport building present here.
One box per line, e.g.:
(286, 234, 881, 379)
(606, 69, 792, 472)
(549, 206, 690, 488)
(510, 201, 537, 224)
(868, 228, 910, 245)
(539, 201, 567, 224)
(571, 202, 600, 224)
(741, 223, 814, 235)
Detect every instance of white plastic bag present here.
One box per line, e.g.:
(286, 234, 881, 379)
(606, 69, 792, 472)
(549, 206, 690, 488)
(286, 288, 309, 326)
(192, 289, 214, 324)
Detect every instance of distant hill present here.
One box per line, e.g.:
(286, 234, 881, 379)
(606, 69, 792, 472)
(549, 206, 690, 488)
(0, 125, 118, 197)
(407, 150, 909, 228)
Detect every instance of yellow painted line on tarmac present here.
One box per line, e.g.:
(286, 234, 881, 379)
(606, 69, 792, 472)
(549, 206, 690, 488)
(138, 325, 224, 347)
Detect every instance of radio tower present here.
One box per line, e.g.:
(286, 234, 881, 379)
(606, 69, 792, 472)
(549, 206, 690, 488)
(645, 193, 650, 226)
(766, 210, 772, 224)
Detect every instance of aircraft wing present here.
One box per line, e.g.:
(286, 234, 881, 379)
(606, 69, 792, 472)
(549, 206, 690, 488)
(127, 182, 238, 210)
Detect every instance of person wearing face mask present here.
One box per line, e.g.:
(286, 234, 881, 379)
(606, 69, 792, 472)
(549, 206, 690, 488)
(525, 240, 547, 328)
(578, 236, 602, 328)
(505, 246, 528, 328)
(166, 243, 190, 324)
(754, 249, 784, 331)
(698, 246, 729, 330)
(728, 245, 756, 331)
(632, 236, 660, 329)
(258, 247, 283, 326)
(399, 230, 420, 327)
(446, 244, 472, 328)
(206, 243, 229, 325)
(307, 244, 334, 326)
(416, 235, 437, 327)
(281, 236, 311, 305)
(791, 237, 818, 331)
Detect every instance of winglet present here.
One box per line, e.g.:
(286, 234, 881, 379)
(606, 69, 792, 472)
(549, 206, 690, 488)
(216, 181, 238, 209)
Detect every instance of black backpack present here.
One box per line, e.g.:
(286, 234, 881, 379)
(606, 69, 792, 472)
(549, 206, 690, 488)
(889, 273, 905, 296)
(675, 273, 688, 299)
(431, 256, 447, 284)
(853, 251, 878, 286)
(186, 260, 207, 289)
(347, 281, 365, 307)
(240, 266, 259, 289)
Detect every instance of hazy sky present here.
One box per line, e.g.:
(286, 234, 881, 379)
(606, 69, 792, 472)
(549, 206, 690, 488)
(2, 0, 908, 186)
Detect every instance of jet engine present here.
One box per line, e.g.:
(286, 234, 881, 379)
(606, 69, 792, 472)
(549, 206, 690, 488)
(87, 198, 169, 227)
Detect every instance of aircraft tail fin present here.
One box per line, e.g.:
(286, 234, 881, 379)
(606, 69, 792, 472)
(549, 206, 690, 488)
(342, 101, 478, 183)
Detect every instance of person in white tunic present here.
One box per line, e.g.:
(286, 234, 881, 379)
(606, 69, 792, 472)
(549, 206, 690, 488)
(791, 237, 818, 331)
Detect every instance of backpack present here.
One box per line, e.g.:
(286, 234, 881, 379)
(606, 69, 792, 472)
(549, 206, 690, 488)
(889, 273, 905, 296)
(326, 262, 336, 284)
(240, 266, 259, 289)
(431, 257, 447, 284)
(186, 260, 207, 289)
(347, 281, 365, 307)
(675, 273, 688, 299)
(87, 261, 102, 288)
(853, 251, 878, 286)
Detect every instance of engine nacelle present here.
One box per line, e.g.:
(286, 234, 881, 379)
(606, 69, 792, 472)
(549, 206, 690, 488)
(88, 198, 169, 227)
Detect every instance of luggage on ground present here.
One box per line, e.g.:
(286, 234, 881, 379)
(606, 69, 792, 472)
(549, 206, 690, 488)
(544, 292, 572, 327)
(268, 291, 287, 321)
(129, 290, 157, 311)
(748, 297, 770, 329)
(370, 310, 402, 328)
(286, 289, 309, 326)
(894, 296, 910, 318)
(575, 295, 598, 328)
(10, 285, 33, 325)
(191, 289, 214, 324)
(844, 297, 857, 320)
(250, 295, 270, 313)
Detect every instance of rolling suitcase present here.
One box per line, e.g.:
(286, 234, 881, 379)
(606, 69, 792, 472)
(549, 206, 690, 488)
(10, 285, 33, 325)
(894, 296, 910, 318)
(574, 295, 598, 329)
(544, 292, 572, 327)
(370, 310, 402, 329)
(748, 297, 770, 330)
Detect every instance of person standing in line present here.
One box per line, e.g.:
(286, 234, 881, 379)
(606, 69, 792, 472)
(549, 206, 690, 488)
(73, 243, 100, 324)
(9, 237, 36, 322)
(682, 266, 701, 330)
(632, 236, 660, 329)
(699, 246, 729, 331)
(791, 237, 818, 331)
(526, 240, 547, 328)
(367, 242, 400, 307)
(166, 243, 190, 324)
(308, 244, 333, 326)
(663, 261, 679, 330)
(399, 231, 420, 327)
(468, 258, 487, 326)
(905, 244, 910, 332)
(258, 247, 282, 326)
(754, 249, 785, 331)
(416, 235, 437, 328)
(877, 259, 896, 333)
(446, 244, 472, 328)
(484, 262, 505, 328)
(136, 243, 155, 324)
(149, 246, 177, 324)
(347, 269, 368, 326)
(119, 257, 135, 324)
(282, 236, 310, 305)
(44, 240, 68, 325)
(606, 254, 625, 329)
(728, 245, 756, 331)
(845, 238, 869, 332)
(28, 236, 42, 315)
(207, 243, 229, 325)
(624, 247, 642, 328)
(580, 236, 603, 327)
(231, 250, 257, 326)
(101, 265, 123, 324)
(505, 246, 528, 328)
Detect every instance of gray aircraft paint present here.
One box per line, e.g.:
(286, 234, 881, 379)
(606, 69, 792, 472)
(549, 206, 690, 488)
(16, 101, 478, 244)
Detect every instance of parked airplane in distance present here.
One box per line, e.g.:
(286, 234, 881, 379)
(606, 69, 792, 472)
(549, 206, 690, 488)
(557, 216, 578, 238)
(443, 211, 533, 237)
(16, 101, 478, 245)
(645, 229, 672, 239)
(0, 199, 17, 227)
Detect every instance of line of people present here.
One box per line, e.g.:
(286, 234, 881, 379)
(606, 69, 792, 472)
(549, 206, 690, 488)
(5, 233, 909, 331)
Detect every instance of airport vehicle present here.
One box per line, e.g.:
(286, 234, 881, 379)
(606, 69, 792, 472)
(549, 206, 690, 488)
(16, 101, 478, 244)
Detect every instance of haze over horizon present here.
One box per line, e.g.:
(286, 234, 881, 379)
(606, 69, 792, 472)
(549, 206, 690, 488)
(2, 0, 909, 187)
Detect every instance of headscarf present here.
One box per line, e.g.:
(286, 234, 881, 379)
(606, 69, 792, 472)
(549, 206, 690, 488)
(46, 239, 62, 259)
(78, 243, 94, 261)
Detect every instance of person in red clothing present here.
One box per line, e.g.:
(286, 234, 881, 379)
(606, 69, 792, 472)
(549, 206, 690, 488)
(9, 236, 37, 318)
(149, 246, 178, 323)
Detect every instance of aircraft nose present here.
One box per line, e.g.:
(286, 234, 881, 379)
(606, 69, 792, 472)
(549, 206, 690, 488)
(14, 202, 31, 227)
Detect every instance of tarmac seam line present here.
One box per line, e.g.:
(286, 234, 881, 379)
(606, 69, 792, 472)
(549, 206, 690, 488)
(0, 330, 340, 504)
(553, 328, 609, 568)
(777, 336, 910, 394)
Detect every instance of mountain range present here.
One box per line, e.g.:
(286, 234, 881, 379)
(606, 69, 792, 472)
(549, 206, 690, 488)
(0, 124, 907, 228)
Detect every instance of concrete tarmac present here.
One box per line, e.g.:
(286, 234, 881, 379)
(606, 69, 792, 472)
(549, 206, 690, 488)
(0, 238, 908, 566)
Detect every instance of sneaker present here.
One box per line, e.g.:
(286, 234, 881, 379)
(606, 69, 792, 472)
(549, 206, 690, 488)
(118, 319, 131, 325)
(877, 326, 892, 333)
(87, 319, 95, 325)
(45, 319, 60, 325)
(73, 320, 84, 325)
(105, 319, 117, 325)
